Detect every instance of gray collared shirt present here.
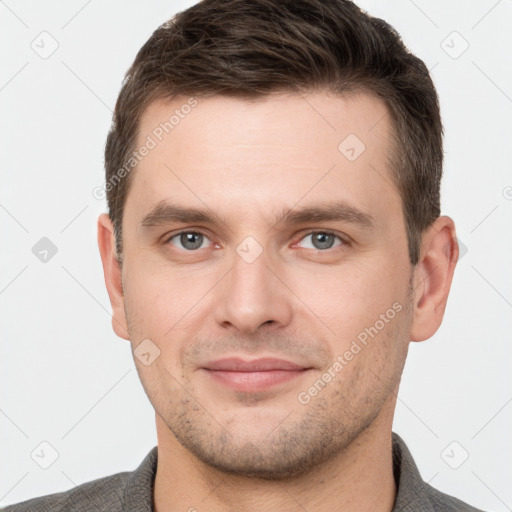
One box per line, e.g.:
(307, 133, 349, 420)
(2, 432, 485, 511)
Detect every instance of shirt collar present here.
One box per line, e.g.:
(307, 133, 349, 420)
(391, 432, 435, 511)
(123, 446, 158, 511)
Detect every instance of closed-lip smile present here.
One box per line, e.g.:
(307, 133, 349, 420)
(201, 357, 312, 392)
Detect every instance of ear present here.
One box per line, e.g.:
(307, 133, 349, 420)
(410, 216, 459, 342)
(97, 213, 130, 340)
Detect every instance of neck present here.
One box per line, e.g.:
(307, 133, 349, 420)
(153, 406, 397, 512)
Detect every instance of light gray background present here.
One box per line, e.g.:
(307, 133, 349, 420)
(1, 0, 511, 510)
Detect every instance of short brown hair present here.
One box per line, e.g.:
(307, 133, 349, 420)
(104, 0, 443, 265)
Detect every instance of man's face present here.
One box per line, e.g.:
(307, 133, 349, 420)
(117, 92, 414, 478)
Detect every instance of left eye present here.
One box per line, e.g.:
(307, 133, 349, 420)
(298, 232, 343, 250)
(168, 232, 212, 251)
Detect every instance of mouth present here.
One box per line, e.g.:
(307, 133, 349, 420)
(201, 357, 312, 392)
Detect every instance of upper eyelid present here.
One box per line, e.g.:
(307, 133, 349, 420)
(165, 229, 212, 242)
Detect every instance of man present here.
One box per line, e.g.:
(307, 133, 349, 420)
(3, 0, 485, 510)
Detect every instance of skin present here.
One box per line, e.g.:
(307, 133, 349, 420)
(98, 91, 458, 512)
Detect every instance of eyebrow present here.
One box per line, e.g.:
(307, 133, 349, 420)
(140, 200, 375, 230)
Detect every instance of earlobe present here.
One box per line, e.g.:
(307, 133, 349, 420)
(410, 216, 459, 342)
(97, 213, 130, 340)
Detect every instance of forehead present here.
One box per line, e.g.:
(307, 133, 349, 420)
(125, 91, 400, 227)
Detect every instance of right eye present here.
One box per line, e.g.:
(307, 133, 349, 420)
(166, 231, 213, 251)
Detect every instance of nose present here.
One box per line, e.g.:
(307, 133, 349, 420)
(212, 242, 293, 334)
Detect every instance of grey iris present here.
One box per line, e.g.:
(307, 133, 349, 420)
(312, 232, 335, 250)
(181, 232, 203, 250)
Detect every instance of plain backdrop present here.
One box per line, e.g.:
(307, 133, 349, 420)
(1, 0, 511, 510)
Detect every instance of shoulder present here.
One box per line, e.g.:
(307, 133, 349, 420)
(424, 483, 486, 512)
(391, 432, 486, 512)
(1, 470, 130, 512)
(2, 446, 158, 512)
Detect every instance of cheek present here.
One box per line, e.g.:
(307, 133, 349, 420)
(324, 300, 410, 402)
(289, 257, 406, 341)
(123, 261, 213, 334)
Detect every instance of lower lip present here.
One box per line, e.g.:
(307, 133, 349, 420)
(203, 369, 309, 392)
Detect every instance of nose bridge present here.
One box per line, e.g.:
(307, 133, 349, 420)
(213, 237, 292, 333)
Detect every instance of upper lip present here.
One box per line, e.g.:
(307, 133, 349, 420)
(203, 357, 308, 372)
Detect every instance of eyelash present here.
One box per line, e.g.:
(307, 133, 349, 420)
(164, 229, 348, 252)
